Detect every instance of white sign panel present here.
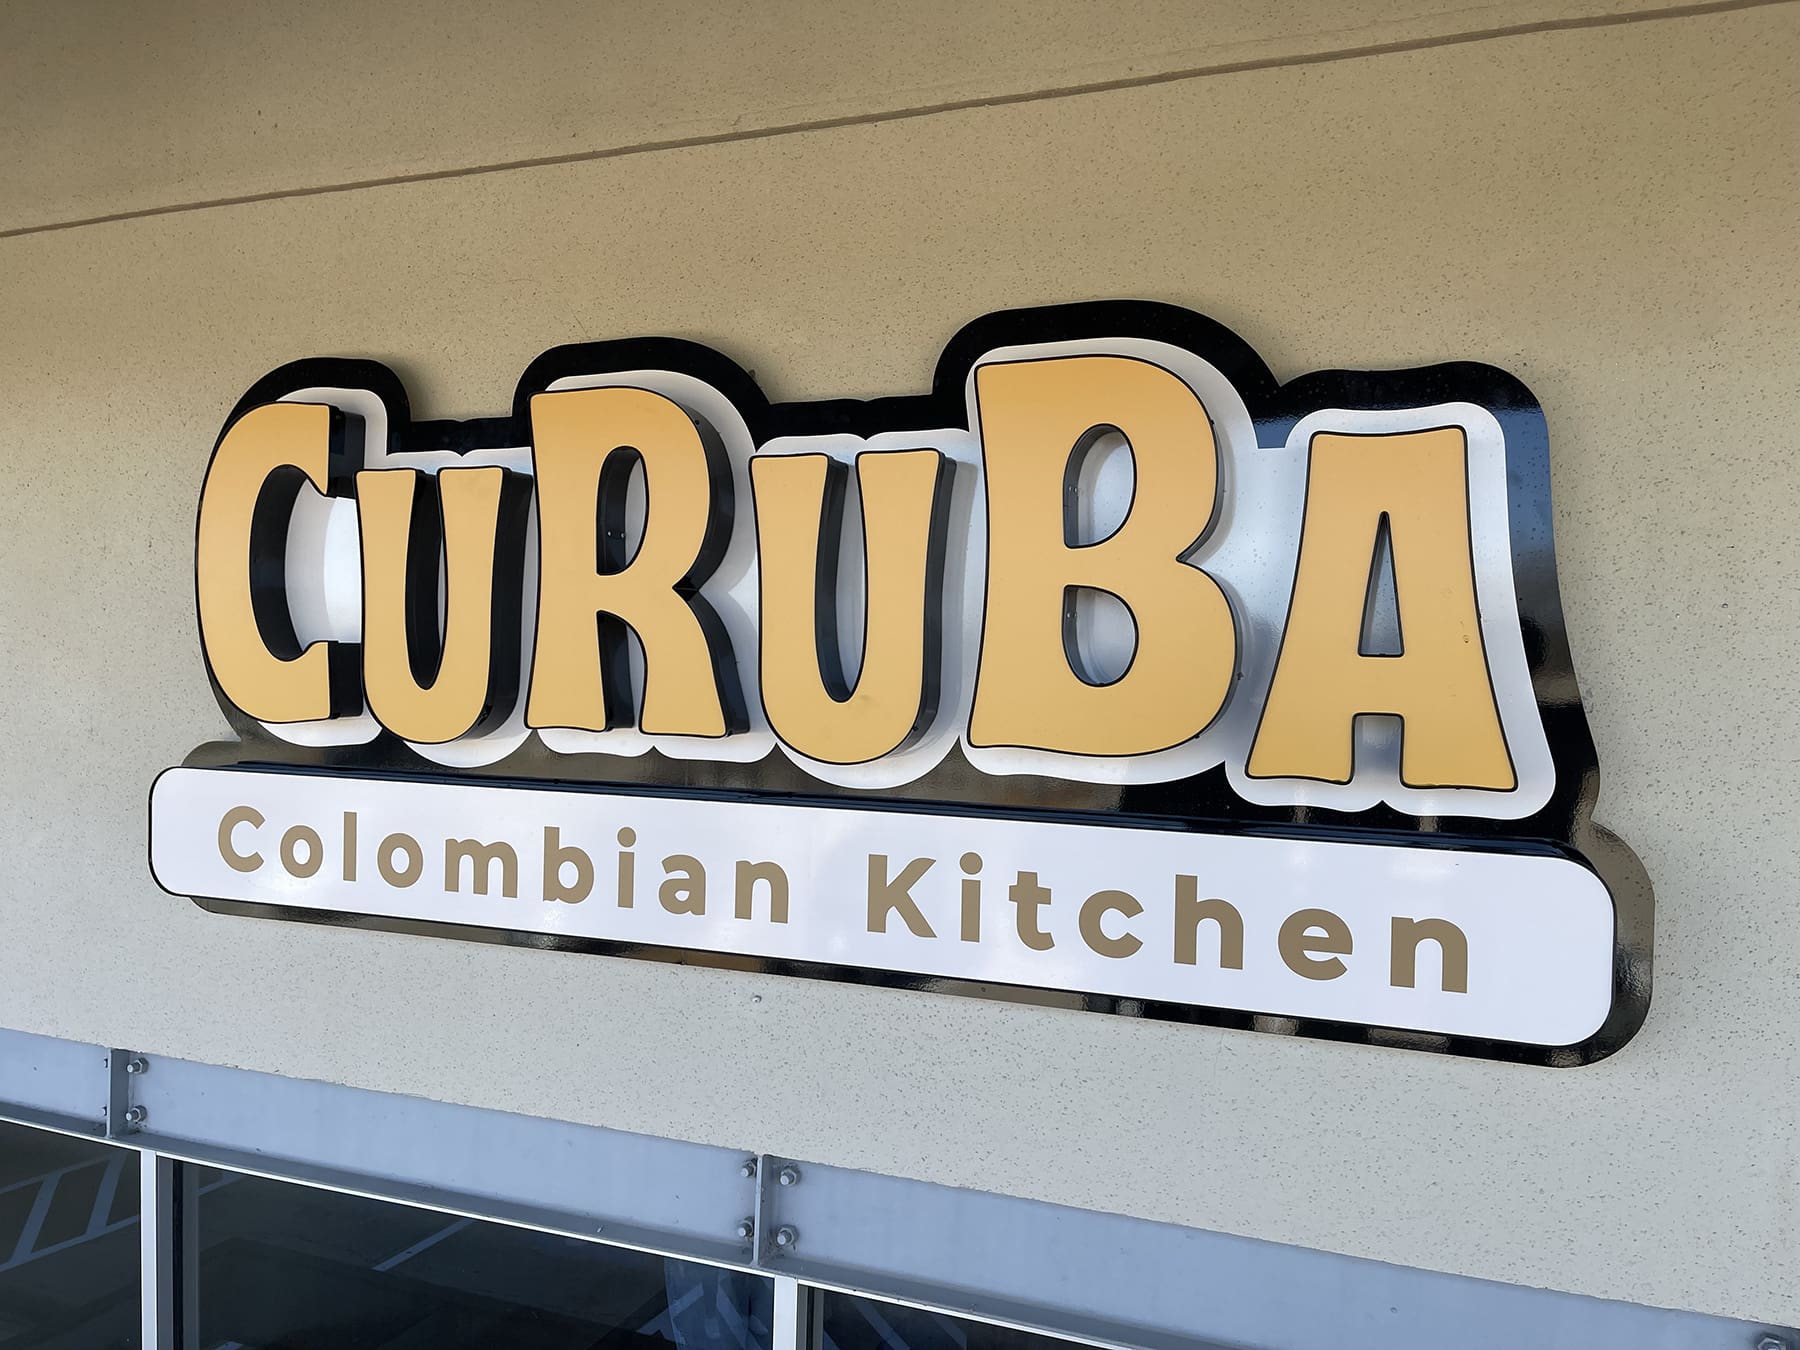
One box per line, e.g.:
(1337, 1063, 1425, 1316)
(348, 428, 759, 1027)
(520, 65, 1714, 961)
(151, 767, 1614, 1047)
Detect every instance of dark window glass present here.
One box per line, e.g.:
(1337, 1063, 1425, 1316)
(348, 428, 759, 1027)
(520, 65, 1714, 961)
(191, 1169, 770, 1350)
(0, 1120, 141, 1350)
(820, 1291, 1086, 1350)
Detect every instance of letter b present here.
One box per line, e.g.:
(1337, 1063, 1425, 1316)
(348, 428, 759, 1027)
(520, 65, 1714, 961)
(970, 355, 1236, 756)
(543, 827, 593, 904)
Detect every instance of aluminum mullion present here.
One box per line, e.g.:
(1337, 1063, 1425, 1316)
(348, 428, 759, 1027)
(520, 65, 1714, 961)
(771, 1276, 805, 1350)
(140, 1152, 171, 1350)
(773, 1275, 827, 1350)
(139, 1152, 198, 1350)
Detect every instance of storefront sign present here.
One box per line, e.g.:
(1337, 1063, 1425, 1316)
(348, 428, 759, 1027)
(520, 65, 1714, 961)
(150, 302, 1652, 1062)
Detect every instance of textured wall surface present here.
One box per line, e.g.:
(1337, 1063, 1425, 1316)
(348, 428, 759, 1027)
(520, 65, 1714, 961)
(2, 0, 1797, 1325)
(0, 0, 1731, 235)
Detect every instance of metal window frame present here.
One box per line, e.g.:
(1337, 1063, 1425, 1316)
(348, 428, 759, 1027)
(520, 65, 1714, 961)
(139, 1151, 198, 1348)
(0, 1025, 1791, 1350)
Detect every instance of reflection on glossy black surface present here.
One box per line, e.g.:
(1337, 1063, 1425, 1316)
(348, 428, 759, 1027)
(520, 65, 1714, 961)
(192, 1170, 770, 1349)
(177, 302, 1656, 1068)
(0, 1121, 140, 1349)
(821, 1292, 1085, 1350)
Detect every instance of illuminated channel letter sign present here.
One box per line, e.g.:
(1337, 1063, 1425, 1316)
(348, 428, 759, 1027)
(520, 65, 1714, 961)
(150, 302, 1653, 1064)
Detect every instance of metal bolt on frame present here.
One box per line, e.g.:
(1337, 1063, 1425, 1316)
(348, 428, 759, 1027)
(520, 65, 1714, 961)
(735, 1218, 755, 1242)
(777, 1165, 800, 1187)
(122, 1105, 148, 1127)
(774, 1226, 798, 1249)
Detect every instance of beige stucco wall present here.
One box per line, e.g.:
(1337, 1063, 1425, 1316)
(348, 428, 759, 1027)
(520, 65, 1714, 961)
(3, 0, 1797, 1326)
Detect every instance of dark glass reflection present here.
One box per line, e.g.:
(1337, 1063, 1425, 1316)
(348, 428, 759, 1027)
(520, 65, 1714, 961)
(192, 1170, 770, 1349)
(821, 1291, 1084, 1350)
(0, 1120, 141, 1349)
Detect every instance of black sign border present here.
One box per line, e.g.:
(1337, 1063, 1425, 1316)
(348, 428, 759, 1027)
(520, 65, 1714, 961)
(161, 300, 1654, 1067)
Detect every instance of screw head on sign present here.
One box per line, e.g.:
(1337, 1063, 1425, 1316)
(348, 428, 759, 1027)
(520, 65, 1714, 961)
(124, 1058, 148, 1075)
(777, 1165, 800, 1187)
(739, 1159, 757, 1179)
(774, 1226, 798, 1249)
(735, 1219, 754, 1241)
(123, 1106, 147, 1127)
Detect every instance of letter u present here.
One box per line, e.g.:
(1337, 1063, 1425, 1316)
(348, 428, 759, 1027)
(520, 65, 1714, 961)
(357, 465, 530, 743)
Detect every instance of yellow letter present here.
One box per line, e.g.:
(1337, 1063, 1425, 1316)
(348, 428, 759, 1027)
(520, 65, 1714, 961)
(1247, 428, 1515, 790)
(969, 356, 1235, 755)
(526, 387, 741, 736)
(358, 466, 529, 743)
(752, 450, 949, 763)
(196, 402, 356, 723)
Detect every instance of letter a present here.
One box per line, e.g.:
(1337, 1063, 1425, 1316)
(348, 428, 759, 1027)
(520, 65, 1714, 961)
(1248, 428, 1515, 790)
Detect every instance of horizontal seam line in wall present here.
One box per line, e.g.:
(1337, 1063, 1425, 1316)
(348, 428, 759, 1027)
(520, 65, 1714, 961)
(1, 0, 1791, 242)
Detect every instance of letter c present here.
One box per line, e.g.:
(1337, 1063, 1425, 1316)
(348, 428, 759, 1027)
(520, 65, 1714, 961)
(1079, 888, 1143, 959)
(218, 805, 265, 873)
(196, 400, 359, 725)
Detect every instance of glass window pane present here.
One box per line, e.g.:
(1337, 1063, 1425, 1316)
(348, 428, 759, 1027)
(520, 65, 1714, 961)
(0, 1120, 140, 1350)
(820, 1291, 1087, 1350)
(191, 1169, 770, 1349)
